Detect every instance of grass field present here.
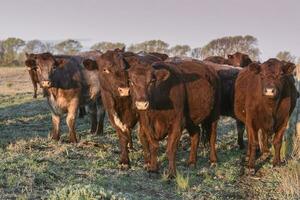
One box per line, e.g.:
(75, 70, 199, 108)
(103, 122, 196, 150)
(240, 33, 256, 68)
(0, 67, 299, 199)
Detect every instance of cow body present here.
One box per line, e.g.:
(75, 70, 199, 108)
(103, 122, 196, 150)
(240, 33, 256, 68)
(82, 49, 163, 167)
(25, 52, 105, 143)
(128, 59, 220, 177)
(234, 59, 298, 173)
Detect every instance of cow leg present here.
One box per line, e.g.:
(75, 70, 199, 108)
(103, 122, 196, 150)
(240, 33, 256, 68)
(236, 120, 245, 149)
(96, 104, 105, 135)
(116, 129, 130, 168)
(87, 103, 98, 134)
(166, 121, 182, 178)
(78, 106, 86, 118)
(247, 124, 258, 174)
(209, 121, 218, 165)
(186, 125, 200, 167)
(51, 113, 61, 141)
(138, 124, 150, 166)
(148, 139, 159, 173)
(273, 123, 287, 167)
(67, 103, 78, 143)
(33, 82, 38, 98)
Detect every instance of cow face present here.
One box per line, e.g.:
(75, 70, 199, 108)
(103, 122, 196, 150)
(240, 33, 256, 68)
(83, 48, 130, 97)
(228, 52, 252, 67)
(34, 53, 60, 88)
(249, 59, 295, 99)
(128, 63, 170, 111)
(25, 53, 37, 71)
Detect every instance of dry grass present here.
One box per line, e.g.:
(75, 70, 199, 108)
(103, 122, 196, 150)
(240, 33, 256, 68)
(0, 66, 40, 95)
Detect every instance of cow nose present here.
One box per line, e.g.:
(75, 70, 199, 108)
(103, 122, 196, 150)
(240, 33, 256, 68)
(263, 87, 276, 97)
(118, 87, 130, 97)
(41, 80, 51, 88)
(135, 101, 149, 110)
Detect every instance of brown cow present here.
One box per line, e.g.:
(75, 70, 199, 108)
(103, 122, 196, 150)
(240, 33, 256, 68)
(82, 49, 163, 168)
(227, 52, 252, 67)
(25, 53, 105, 142)
(127, 59, 221, 177)
(204, 52, 253, 68)
(25, 53, 42, 98)
(234, 58, 298, 174)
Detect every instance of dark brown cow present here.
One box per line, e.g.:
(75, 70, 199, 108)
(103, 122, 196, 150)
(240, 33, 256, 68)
(25, 53, 105, 142)
(127, 59, 220, 177)
(204, 56, 229, 65)
(227, 52, 252, 67)
(82, 49, 163, 168)
(25, 53, 42, 98)
(204, 52, 253, 68)
(202, 61, 245, 148)
(148, 52, 169, 61)
(234, 58, 298, 174)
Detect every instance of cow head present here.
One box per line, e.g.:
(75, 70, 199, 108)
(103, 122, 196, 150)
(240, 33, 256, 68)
(83, 48, 131, 97)
(34, 53, 62, 88)
(228, 52, 252, 67)
(128, 61, 170, 111)
(25, 53, 37, 71)
(249, 59, 295, 99)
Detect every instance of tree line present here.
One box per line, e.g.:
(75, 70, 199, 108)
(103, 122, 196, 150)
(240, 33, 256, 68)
(0, 35, 298, 66)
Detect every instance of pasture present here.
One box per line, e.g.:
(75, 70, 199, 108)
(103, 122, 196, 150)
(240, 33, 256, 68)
(0, 67, 299, 199)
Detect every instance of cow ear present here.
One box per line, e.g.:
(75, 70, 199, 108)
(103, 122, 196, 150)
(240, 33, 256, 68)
(154, 69, 170, 81)
(282, 62, 296, 75)
(83, 59, 98, 71)
(25, 52, 29, 58)
(249, 63, 261, 74)
(121, 46, 126, 52)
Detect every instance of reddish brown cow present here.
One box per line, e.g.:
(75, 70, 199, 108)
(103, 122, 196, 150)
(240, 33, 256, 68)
(227, 52, 252, 67)
(82, 49, 163, 168)
(234, 59, 298, 174)
(25, 53, 105, 142)
(204, 52, 253, 68)
(127, 59, 220, 177)
(25, 53, 42, 98)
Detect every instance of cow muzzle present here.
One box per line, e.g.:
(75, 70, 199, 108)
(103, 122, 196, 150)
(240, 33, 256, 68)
(41, 80, 52, 88)
(118, 87, 130, 97)
(263, 87, 277, 97)
(135, 101, 149, 110)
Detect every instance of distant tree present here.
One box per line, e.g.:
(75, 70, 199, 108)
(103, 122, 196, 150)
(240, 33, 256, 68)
(128, 40, 169, 53)
(297, 57, 300, 65)
(0, 41, 4, 64)
(44, 42, 55, 53)
(191, 47, 202, 59)
(23, 40, 47, 54)
(168, 45, 191, 57)
(201, 35, 260, 60)
(90, 42, 125, 52)
(1, 37, 25, 65)
(276, 51, 296, 63)
(54, 39, 82, 55)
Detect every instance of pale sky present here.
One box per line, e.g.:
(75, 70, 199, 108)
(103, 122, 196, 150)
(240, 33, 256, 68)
(0, 0, 299, 60)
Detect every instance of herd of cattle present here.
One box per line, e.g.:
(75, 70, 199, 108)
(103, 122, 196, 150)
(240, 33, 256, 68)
(24, 48, 299, 177)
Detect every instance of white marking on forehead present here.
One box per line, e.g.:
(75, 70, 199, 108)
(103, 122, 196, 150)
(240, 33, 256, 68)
(113, 113, 128, 132)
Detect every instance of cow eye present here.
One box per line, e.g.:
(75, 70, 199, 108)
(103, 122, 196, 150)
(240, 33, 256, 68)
(103, 68, 110, 74)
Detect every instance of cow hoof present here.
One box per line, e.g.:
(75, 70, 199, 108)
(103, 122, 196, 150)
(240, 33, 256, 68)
(272, 160, 286, 167)
(247, 168, 256, 176)
(119, 163, 130, 170)
(188, 162, 196, 169)
(210, 162, 217, 168)
(143, 163, 150, 170)
(69, 138, 78, 143)
(33, 95, 37, 99)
